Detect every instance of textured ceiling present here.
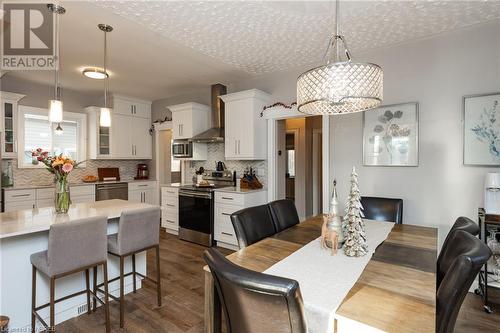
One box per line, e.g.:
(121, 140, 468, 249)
(94, 0, 500, 75)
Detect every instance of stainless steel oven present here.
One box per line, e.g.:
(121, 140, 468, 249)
(96, 182, 128, 201)
(172, 140, 193, 158)
(178, 188, 214, 246)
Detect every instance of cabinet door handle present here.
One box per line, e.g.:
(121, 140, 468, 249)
(12, 194, 30, 197)
(221, 197, 233, 200)
(221, 232, 233, 236)
(137, 184, 148, 187)
(166, 204, 175, 207)
(165, 219, 175, 224)
(238, 140, 240, 154)
(235, 140, 237, 155)
(221, 213, 231, 216)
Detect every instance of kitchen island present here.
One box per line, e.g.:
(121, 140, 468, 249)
(0, 199, 157, 331)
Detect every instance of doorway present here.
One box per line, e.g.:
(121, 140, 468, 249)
(276, 116, 323, 219)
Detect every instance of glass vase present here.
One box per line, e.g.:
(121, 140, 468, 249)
(55, 178, 71, 213)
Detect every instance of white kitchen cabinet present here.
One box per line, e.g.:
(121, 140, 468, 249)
(169, 102, 210, 140)
(85, 106, 113, 159)
(88, 94, 152, 160)
(161, 186, 179, 234)
(128, 181, 158, 205)
(213, 189, 267, 249)
(220, 89, 271, 160)
(1, 92, 25, 159)
(111, 95, 151, 119)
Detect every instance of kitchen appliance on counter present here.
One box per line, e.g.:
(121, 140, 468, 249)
(135, 163, 149, 180)
(97, 167, 120, 181)
(172, 139, 193, 158)
(96, 182, 128, 201)
(179, 171, 233, 246)
(485, 172, 500, 214)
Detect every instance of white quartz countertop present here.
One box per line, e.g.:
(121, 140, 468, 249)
(3, 179, 157, 191)
(214, 187, 267, 194)
(0, 199, 157, 239)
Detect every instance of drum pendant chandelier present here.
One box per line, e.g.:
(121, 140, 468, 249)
(297, 0, 383, 115)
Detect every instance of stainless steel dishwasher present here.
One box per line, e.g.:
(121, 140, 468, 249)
(95, 182, 128, 201)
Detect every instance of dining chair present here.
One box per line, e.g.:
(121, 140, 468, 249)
(437, 216, 480, 288)
(204, 248, 307, 333)
(436, 230, 491, 333)
(360, 196, 403, 224)
(230, 204, 277, 248)
(268, 199, 301, 232)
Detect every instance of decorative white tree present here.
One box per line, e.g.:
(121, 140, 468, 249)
(343, 167, 368, 257)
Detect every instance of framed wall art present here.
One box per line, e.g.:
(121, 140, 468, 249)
(463, 92, 500, 166)
(363, 102, 419, 166)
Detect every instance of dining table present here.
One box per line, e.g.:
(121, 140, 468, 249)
(203, 214, 437, 333)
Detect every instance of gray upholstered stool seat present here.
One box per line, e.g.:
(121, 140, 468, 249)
(31, 216, 111, 333)
(96, 207, 162, 328)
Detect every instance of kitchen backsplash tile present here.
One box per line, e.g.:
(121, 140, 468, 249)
(4, 159, 150, 187)
(190, 143, 267, 186)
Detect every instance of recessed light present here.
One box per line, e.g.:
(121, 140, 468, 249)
(82, 67, 108, 79)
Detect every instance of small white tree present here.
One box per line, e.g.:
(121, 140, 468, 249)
(343, 167, 368, 257)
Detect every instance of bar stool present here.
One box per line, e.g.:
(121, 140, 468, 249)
(96, 207, 162, 328)
(31, 216, 110, 333)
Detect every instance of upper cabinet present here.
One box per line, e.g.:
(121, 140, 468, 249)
(221, 89, 270, 160)
(169, 102, 210, 140)
(0, 92, 25, 159)
(86, 95, 152, 160)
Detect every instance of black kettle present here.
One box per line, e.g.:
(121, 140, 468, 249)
(216, 161, 226, 171)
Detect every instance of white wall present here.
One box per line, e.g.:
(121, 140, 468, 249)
(229, 20, 500, 248)
(331, 20, 500, 247)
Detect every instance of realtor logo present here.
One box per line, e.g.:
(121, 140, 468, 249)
(1, 2, 55, 70)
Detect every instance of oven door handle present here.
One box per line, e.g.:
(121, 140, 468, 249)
(179, 191, 212, 199)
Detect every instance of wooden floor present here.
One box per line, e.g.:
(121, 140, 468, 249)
(55, 231, 499, 332)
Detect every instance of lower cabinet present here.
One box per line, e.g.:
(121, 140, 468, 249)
(128, 181, 158, 205)
(161, 186, 179, 234)
(3, 185, 95, 212)
(214, 190, 267, 249)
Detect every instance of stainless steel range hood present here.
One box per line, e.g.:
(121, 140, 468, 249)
(191, 84, 227, 143)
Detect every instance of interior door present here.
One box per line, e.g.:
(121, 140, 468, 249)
(132, 117, 152, 158)
(112, 114, 132, 158)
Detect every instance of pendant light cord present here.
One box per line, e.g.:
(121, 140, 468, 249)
(54, 9, 60, 100)
(324, 0, 352, 64)
(103, 28, 108, 109)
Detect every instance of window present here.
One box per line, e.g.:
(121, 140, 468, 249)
(18, 106, 87, 168)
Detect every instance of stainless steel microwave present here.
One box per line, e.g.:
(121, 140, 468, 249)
(172, 140, 193, 158)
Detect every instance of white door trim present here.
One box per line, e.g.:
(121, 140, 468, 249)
(265, 106, 330, 210)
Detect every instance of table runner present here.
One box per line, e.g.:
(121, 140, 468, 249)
(264, 219, 394, 333)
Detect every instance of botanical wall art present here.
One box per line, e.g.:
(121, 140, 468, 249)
(463, 93, 500, 166)
(363, 102, 419, 166)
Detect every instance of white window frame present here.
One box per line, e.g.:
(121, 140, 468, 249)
(17, 105, 87, 169)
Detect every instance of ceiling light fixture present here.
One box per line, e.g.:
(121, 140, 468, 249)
(47, 4, 65, 128)
(297, 0, 383, 115)
(55, 123, 64, 136)
(99, 24, 113, 127)
(82, 67, 108, 80)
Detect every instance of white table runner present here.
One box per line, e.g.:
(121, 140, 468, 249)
(264, 219, 394, 333)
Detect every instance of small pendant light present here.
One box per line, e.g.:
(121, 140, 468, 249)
(47, 4, 65, 127)
(99, 24, 113, 127)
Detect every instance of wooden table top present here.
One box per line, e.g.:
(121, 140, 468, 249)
(224, 215, 437, 333)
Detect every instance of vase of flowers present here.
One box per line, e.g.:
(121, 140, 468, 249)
(31, 149, 83, 213)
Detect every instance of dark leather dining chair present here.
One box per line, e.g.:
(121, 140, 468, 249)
(204, 248, 307, 333)
(268, 199, 300, 232)
(360, 196, 403, 224)
(231, 204, 277, 249)
(436, 230, 491, 333)
(437, 216, 480, 288)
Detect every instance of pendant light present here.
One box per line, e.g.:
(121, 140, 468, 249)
(99, 24, 113, 127)
(297, 0, 383, 115)
(47, 4, 65, 131)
